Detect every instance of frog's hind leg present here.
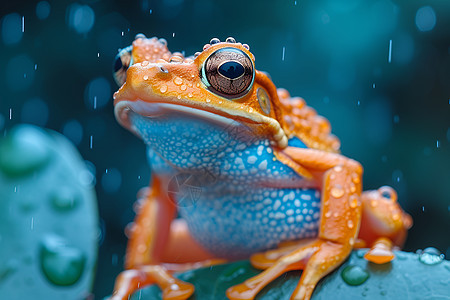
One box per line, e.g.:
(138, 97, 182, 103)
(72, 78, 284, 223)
(111, 175, 217, 300)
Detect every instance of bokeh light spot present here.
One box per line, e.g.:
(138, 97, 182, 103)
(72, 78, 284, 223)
(393, 33, 414, 64)
(36, 1, 51, 20)
(84, 77, 111, 111)
(21, 98, 49, 127)
(101, 168, 122, 194)
(415, 6, 436, 32)
(66, 3, 95, 34)
(62, 119, 83, 146)
(1, 13, 23, 45)
(6, 54, 35, 91)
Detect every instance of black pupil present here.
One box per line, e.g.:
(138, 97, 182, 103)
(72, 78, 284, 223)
(218, 61, 244, 79)
(114, 56, 123, 72)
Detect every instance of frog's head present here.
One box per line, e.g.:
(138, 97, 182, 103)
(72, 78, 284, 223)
(113, 36, 289, 165)
(359, 186, 413, 247)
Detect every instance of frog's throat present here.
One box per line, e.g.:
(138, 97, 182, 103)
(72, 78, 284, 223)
(114, 99, 288, 148)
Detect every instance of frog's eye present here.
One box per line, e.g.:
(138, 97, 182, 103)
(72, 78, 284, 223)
(113, 46, 133, 86)
(202, 47, 254, 98)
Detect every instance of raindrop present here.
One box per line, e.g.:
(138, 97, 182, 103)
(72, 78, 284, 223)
(40, 235, 86, 286)
(84, 77, 111, 111)
(89, 135, 93, 149)
(1, 13, 23, 45)
(372, 83, 376, 88)
(0, 126, 51, 177)
(417, 247, 444, 265)
(61, 119, 83, 146)
(392, 169, 402, 183)
(415, 6, 436, 32)
(20, 98, 49, 127)
(66, 3, 95, 35)
(21, 16, 24, 33)
(282, 46, 285, 61)
(50, 186, 79, 211)
(36, 1, 51, 20)
(101, 167, 122, 194)
(436, 140, 440, 148)
(341, 265, 369, 286)
(6, 54, 35, 91)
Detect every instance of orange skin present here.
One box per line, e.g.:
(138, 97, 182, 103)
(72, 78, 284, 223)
(111, 35, 413, 300)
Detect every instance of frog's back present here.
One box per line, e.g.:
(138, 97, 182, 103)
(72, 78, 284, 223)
(275, 88, 341, 153)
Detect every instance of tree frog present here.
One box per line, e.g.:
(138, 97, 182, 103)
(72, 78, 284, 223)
(110, 35, 412, 300)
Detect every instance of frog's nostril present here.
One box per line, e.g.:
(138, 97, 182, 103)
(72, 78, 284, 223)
(159, 66, 168, 73)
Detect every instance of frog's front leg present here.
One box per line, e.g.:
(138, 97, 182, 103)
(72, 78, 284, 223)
(227, 147, 362, 300)
(111, 175, 215, 300)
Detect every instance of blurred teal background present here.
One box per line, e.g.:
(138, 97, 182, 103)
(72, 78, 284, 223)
(0, 0, 449, 298)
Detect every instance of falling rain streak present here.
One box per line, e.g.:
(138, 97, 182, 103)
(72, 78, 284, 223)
(282, 47, 285, 61)
(388, 39, 392, 63)
(21, 16, 24, 32)
(89, 135, 93, 149)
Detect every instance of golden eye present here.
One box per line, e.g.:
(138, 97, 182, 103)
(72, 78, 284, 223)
(202, 48, 254, 98)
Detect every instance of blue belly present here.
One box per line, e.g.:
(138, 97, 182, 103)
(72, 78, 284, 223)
(177, 186, 321, 259)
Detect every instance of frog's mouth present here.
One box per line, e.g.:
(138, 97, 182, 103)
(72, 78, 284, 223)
(114, 97, 288, 148)
(115, 100, 243, 131)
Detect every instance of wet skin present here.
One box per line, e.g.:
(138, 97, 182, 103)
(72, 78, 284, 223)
(111, 35, 412, 300)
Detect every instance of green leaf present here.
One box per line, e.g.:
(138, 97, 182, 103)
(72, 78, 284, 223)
(0, 125, 98, 300)
(131, 250, 450, 300)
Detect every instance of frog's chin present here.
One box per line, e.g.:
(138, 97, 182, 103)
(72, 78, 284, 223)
(115, 99, 243, 133)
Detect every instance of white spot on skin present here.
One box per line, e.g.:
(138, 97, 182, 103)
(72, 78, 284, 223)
(247, 156, 257, 164)
(301, 194, 311, 200)
(294, 200, 301, 207)
(257, 145, 264, 156)
(273, 200, 281, 210)
(274, 212, 285, 219)
(286, 209, 294, 216)
(258, 160, 268, 170)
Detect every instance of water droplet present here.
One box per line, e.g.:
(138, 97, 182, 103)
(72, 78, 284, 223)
(206, 98, 211, 103)
(188, 93, 193, 98)
(392, 213, 400, 221)
(160, 85, 168, 93)
(173, 77, 183, 85)
(349, 195, 359, 208)
(51, 187, 79, 211)
(40, 235, 86, 286)
(0, 125, 51, 177)
(341, 265, 370, 286)
(418, 247, 444, 265)
(347, 220, 354, 229)
(330, 185, 344, 198)
(180, 84, 187, 91)
(325, 211, 331, 218)
(143, 75, 149, 80)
